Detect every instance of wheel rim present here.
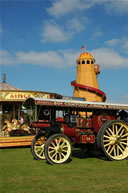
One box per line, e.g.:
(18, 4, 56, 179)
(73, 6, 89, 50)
(103, 121, 128, 160)
(34, 136, 46, 159)
(48, 136, 71, 164)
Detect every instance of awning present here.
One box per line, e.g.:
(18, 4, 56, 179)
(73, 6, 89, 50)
(23, 97, 128, 111)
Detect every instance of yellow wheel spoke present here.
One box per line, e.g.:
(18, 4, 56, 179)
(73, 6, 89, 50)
(104, 143, 112, 147)
(55, 153, 58, 161)
(115, 125, 118, 135)
(51, 142, 56, 147)
(49, 146, 55, 150)
(112, 124, 115, 134)
(55, 139, 58, 145)
(117, 145, 124, 153)
(49, 149, 55, 154)
(120, 141, 127, 146)
(58, 138, 63, 146)
(113, 145, 116, 157)
(61, 149, 68, 153)
(60, 141, 66, 147)
(51, 151, 57, 158)
(106, 145, 111, 153)
(35, 146, 41, 151)
(54, 138, 60, 146)
(108, 128, 114, 135)
(116, 144, 119, 156)
(117, 125, 123, 135)
(36, 140, 42, 145)
(36, 149, 41, 153)
(120, 133, 128, 138)
(120, 138, 128, 141)
(39, 149, 44, 156)
(119, 128, 125, 137)
(109, 145, 114, 155)
(61, 145, 68, 149)
(105, 130, 111, 137)
(57, 138, 61, 145)
(103, 139, 110, 143)
(35, 148, 43, 154)
(61, 152, 65, 158)
(120, 143, 125, 150)
(104, 135, 110, 139)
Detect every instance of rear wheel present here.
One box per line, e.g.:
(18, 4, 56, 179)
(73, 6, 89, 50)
(31, 134, 46, 160)
(45, 133, 72, 165)
(97, 120, 128, 160)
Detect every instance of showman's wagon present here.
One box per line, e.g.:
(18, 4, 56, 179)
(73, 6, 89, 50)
(23, 97, 128, 164)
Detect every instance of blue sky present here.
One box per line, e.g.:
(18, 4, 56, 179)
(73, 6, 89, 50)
(0, 0, 128, 103)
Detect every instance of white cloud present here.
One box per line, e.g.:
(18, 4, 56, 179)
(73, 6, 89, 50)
(41, 17, 89, 43)
(122, 41, 128, 54)
(105, 0, 128, 15)
(0, 50, 14, 65)
(1, 48, 128, 69)
(60, 49, 80, 66)
(16, 51, 65, 68)
(47, 0, 93, 17)
(41, 21, 71, 42)
(122, 41, 128, 50)
(67, 17, 89, 32)
(91, 48, 128, 68)
(104, 38, 128, 53)
(44, 0, 128, 43)
(0, 49, 79, 68)
(46, 0, 128, 17)
(105, 39, 121, 47)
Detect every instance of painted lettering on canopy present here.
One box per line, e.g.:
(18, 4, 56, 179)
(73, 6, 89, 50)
(10, 93, 31, 99)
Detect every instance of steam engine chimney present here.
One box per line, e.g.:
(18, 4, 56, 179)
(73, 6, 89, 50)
(3, 74, 6, 83)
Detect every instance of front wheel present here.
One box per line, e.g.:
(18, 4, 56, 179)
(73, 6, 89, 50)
(97, 120, 128, 161)
(31, 134, 46, 160)
(45, 134, 72, 165)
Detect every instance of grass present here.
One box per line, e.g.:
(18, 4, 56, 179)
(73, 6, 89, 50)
(0, 147, 128, 193)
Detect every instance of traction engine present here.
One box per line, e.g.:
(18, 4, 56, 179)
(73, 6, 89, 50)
(23, 97, 128, 165)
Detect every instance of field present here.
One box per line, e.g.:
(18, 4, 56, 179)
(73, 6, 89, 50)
(0, 147, 128, 193)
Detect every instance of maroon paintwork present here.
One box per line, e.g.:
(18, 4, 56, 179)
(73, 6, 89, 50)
(24, 97, 128, 145)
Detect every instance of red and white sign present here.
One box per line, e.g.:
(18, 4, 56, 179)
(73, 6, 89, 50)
(77, 118, 92, 128)
(81, 135, 95, 143)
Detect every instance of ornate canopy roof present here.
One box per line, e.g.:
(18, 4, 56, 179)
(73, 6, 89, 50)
(0, 74, 62, 102)
(0, 74, 21, 91)
(0, 83, 22, 91)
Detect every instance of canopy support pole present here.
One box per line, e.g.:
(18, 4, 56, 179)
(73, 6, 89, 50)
(0, 104, 3, 134)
